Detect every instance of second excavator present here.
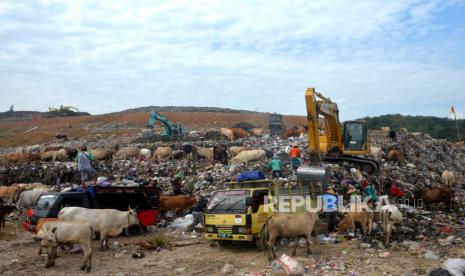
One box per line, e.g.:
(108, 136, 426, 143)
(305, 87, 379, 173)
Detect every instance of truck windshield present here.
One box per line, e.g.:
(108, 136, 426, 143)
(207, 190, 249, 214)
(36, 194, 57, 208)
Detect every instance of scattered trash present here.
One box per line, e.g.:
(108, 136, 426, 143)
(279, 254, 304, 276)
(132, 251, 146, 259)
(220, 263, 238, 276)
(424, 250, 440, 261)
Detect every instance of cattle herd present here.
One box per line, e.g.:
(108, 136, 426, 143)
(0, 124, 464, 274)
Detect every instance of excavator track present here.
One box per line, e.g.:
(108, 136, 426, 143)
(322, 155, 379, 174)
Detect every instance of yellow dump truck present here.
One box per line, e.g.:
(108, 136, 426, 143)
(203, 166, 331, 249)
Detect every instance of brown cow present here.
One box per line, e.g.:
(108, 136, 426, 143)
(281, 126, 305, 138)
(160, 195, 197, 217)
(213, 144, 228, 164)
(0, 185, 22, 204)
(220, 128, 234, 141)
(6, 153, 29, 163)
(42, 145, 63, 152)
(422, 186, 454, 210)
(386, 149, 403, 164)
(338, 202, 374, 241)
(231, 128, 249, 139)
(265, 212, 318, 260)
(251, 128, 264, 137)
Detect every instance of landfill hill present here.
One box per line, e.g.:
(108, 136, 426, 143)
(0, 109, 307, 148)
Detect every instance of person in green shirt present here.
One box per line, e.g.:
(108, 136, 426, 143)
(268, 155, 283, 178)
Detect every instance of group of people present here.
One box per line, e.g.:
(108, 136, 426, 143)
(267, 143, 302, 179)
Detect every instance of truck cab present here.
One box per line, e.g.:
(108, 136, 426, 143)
(204, 180, 273, 249)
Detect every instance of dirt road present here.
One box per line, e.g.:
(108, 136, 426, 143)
(1, 221, 458, 275)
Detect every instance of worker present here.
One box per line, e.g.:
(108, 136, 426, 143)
(361, 179, 378, 203)
(390, 181, 405, 199)
(347, 184, 359, 197)
(75, 146, 96, 190)
(188, 195, 208, 232)
(268, 155, 283, 178)
(171, 172, 184, 195)
(289, 143, 301, 170)
(322, 187, 338, 233)
(389, 129, 396, 141)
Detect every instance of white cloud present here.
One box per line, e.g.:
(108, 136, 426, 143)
(0, 0, 464, 120)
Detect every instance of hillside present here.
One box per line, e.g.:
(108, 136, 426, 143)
(363, 114, 464, 141)
(0, 111, 306, 148)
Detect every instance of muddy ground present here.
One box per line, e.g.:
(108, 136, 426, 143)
(1, 221, 462, 276)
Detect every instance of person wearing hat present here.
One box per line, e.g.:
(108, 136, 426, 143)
(75, 145, 96, 190)
(347, 184, 359, 197)
(322, 187, 338, 233)
(268, 155, 283, 178)
(289, 144, 301, 170)
(171, 172, 184, 195)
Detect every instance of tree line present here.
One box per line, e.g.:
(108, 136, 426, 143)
(361, 114, 464, 142)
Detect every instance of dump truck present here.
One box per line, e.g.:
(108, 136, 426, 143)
(203, 166, 331, 249)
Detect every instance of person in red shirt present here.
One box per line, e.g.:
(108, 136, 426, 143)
(289, 144, 301, 169)
(390, 182, 405, 197)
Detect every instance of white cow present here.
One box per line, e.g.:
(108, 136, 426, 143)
(230, 149, 266, 164)
(58, 207, 139, 251)
(379, 205, 403, 246)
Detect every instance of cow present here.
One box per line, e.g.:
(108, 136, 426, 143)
(228, 146, 253, 157)
(58, 207, 139, 251)
(40, 149, 68, 161)
(160, 195, 197, 217)
(381, 127, 390, 136)
(194, 147, 214, 161)
(230, 149, 266, 164)
(6, 153, 29, 163)
(264, 212, 318, 260)
(379, 205, 403, 246)
(28, 153, 42, 162)
(231, 128, 249, 139)
(0, 185, 22, 204)
(90, 148, 113, 160)
(251, 128, 264, 137)
(441, 170, 455, 186)
(0, 204, 16, 232)
(42, 145, 63, 152)
(386, 149, 403, 164)
(172, 150, 185, 160)
(213, 144, 228, 164)
(139, 148, 152, 161)
(37, 221, 93, 272)
(220, 128, 234, 141)
(370, 146, 382, 161)
(36, 218, 59, 234)
(17, 188, 49, 211)
(422, 186, 454, 210)
(153, 147, 173, 161)
(281, 126, 305, 138)
(64, 148, 78, 160)
(338, 202, 374, 241)
(113, 146, 140, 160)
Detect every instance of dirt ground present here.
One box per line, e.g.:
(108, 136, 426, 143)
(0, 221, 457, 276)
(0, 111, 307, 148)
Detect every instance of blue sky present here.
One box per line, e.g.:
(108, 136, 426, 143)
(0, 0, 464, 120)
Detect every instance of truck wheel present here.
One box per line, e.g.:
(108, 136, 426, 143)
(218, 240, 232, 247)
(255, 229, 266, 251)
(124, 225, 143, 237)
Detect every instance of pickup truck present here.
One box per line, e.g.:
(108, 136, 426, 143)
(23, 186, 160, 234)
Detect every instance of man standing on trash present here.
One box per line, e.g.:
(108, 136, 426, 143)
(289, 143, 301, 170)
(268, 155, 283, 178)
(75, 146, 96, 190)
(171, 172, 184, 195)
(188, 195, 208, 232)
(322, 187, 338, 233)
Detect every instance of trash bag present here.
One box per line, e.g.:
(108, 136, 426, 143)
(236, 170, 265, 182)
(170, 214, 193, 230)
(279, 254, 304, 276)
(429, 268, 451, 276)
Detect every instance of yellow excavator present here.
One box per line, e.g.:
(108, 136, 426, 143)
(48, 105, 80, 113)
(305, 87, 379, 173)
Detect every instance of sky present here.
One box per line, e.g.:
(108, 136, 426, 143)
(0, 0, 464, 120)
